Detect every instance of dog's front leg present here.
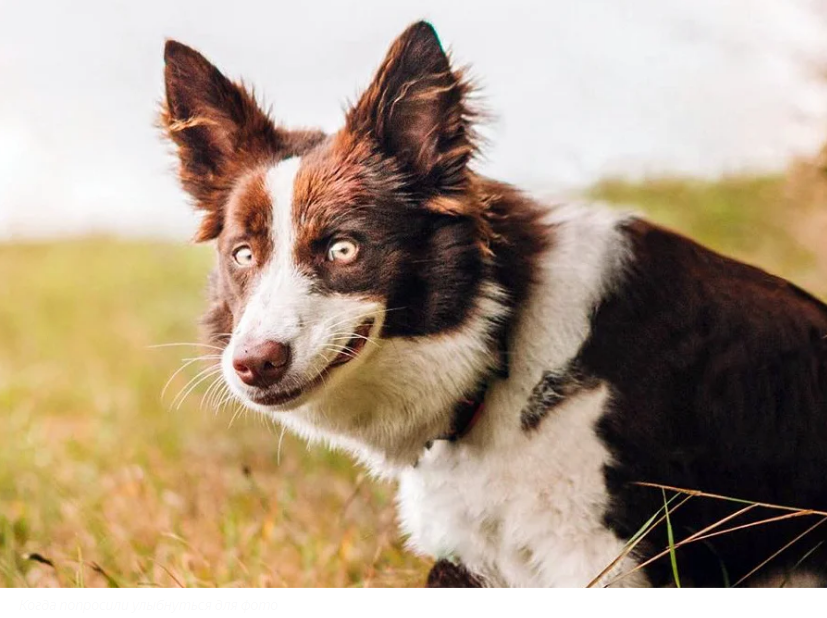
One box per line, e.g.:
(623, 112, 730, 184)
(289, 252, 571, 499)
(426, 559, 484, 588)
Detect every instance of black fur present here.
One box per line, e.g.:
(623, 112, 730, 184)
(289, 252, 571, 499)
(427, 559, 484, 588)
(519, 363, 599, 432)
(579, 219, 827, 586)
(521, 370, 576, 431)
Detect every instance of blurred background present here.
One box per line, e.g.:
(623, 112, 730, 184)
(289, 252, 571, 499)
(1, 0, 826, 587)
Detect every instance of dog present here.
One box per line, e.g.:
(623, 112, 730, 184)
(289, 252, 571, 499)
(160, 21, 827, 587)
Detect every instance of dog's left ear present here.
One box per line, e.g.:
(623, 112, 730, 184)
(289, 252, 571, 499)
(160, 40, 287, 241)
(347, 21, 476, 193)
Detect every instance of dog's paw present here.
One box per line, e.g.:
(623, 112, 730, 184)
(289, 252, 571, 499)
(426, 559, 484, 588)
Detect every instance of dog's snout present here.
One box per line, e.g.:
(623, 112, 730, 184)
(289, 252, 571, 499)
(232, 340, 292, 388)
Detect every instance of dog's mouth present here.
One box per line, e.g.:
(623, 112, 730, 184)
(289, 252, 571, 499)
(249, 318, 375, 407)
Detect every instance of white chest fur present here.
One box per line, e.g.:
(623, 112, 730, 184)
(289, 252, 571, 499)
(397, 385, 642, 587)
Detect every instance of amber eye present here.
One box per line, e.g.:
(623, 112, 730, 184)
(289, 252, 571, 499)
(232, 245, 255, 267)
(326, 239, 359, 265)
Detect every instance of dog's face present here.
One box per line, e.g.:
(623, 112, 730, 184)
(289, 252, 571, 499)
(162, 22, 488, 411)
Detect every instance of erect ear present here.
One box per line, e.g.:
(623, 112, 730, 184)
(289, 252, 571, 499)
(160, 40, 280, 239)
(347, 22, 476, 193)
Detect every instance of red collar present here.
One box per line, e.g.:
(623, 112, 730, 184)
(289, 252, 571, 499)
(430, 327, 510, 444)
(431, 373, 497, 444)
(438, 393, 487, 442)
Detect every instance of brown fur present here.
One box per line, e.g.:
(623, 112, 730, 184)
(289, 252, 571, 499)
(200, 172, 275, 343)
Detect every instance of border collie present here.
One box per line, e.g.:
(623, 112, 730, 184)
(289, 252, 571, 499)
(160, 21, 827, 587)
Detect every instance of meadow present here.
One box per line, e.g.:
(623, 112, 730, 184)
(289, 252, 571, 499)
(1, 167, 825, 587)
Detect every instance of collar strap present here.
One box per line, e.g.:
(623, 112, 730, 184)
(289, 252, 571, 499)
(435, 385, 488, 442)
(431, 322, 511, 444)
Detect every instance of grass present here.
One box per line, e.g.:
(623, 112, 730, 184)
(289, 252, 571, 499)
(662, 489, 681, 588)
(589, 174, 825, 298)
(1, 169, 825, 587)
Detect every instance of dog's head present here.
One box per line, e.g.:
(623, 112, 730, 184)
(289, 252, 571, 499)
(162, 22, 492, 413)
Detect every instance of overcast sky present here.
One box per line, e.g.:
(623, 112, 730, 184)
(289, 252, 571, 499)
(2, 0, 827, 239)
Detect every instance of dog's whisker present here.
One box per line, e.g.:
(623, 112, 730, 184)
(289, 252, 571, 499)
(212, 382, 231, 412)
(321, 306, 402, 332)
(211, 384, 230, 415)
(200, 376, 218, 410)
(228, 402, 245, 428)
(170, 362, 220, 405)
(321, 345, 359, 360)
(324, 346, 358, 357)
(310, 349, 341, 394)
(172, 365, 222, 410)
(149, 342, 226, 352)
(161, 357, 205, 401)
(201, 374, 226, 411)
(328, 335, 375, 352)
(329, 334, 380, 347)
(322, 343, 353, 352)
(218, 388, 237, 416)
(277, 425, 288, 466)
(181, 354, 223, 362)
(322, 314, 376, 333)
(175, 368, 223, 412)
(255, 409, 274, 435)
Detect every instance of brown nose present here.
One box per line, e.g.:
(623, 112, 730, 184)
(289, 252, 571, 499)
(232, 340, 292, 388)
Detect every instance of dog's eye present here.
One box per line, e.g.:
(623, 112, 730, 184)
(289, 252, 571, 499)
(232, 245, 255, 267)
(327, 239, 359, 265)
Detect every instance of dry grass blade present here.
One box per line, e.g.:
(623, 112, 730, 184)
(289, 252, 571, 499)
(90, 562, 120, 588)
(587, 494, 692, 587)
(690, 510, 819, 544)
(339, 473, 368, 523)
(780, 540, 825, 587)
(633, 482, 827, 518)
(605, 482, 827, 587)
(733, 516, 827, 587)
(147, 559, 185, 588)
(605, 503, 759, 586)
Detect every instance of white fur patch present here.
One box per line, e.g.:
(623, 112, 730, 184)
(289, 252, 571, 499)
(233, 157, 305, 345)
(399, 385, 640, 587)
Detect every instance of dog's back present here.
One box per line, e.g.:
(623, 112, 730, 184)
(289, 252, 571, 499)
(586, 220, 827, 586)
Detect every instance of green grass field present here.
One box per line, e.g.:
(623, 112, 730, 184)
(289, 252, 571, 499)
(1, 173, 824, 587)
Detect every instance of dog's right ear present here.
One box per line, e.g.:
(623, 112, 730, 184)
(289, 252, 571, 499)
(161, 41, 279, 240)
(346, 22, 477, 196)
